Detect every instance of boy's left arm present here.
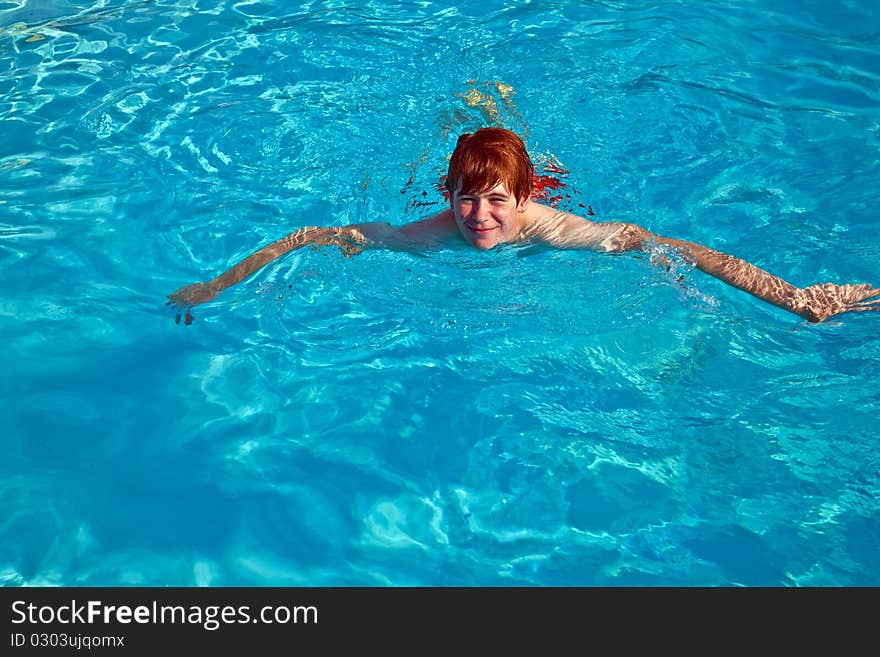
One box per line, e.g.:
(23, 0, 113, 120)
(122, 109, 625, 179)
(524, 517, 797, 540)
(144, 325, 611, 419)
(604, 222, 880, 322)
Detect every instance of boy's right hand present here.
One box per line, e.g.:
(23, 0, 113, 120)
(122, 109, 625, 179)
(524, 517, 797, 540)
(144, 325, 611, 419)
(166, 282, 219, 324)
(167, 281, 218, 307)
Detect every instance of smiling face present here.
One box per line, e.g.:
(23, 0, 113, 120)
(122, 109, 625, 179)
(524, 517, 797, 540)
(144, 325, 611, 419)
(445, 128, 535, 250)
(451, 182, 527, 250)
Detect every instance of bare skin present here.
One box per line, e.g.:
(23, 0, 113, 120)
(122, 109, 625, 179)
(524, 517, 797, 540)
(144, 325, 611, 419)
(167, 183, 880, 324)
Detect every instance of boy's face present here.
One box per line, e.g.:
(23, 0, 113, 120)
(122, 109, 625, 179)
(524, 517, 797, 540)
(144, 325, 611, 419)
(451, 182, 527, 250)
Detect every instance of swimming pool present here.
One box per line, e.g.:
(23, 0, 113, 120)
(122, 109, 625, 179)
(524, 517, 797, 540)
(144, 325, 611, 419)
(2, 0, 878, 586)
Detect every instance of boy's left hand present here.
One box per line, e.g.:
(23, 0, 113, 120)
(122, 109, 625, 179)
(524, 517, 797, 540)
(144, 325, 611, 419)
(792, 283, 880, 322)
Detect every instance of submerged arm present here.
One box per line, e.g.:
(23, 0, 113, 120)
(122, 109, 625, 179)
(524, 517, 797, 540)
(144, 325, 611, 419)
(209, 225, 369, 292)
(166, 218, 445, 323)
(606, 223, 880, 322)
(166, 224, 384, 320)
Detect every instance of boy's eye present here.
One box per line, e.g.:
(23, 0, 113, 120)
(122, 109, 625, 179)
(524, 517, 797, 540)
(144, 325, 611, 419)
(455, 196, 509, 207)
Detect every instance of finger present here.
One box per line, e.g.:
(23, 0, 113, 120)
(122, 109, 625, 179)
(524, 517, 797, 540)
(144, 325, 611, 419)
(175, 312, 181, 325)
(847, 288, 880, 305)
(848, 298, 880, 311)
(184, 310, 193, 326)
(842, 285, 880, 299)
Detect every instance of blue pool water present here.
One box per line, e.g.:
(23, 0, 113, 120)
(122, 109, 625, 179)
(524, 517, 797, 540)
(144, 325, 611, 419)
(2, 0, 879, 586)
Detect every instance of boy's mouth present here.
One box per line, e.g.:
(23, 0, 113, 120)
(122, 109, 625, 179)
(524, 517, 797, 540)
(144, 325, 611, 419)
(467, 224, 496, 234)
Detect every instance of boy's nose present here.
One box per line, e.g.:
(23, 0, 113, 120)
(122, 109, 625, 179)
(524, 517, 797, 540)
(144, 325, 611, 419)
(474, 199, 491, 219)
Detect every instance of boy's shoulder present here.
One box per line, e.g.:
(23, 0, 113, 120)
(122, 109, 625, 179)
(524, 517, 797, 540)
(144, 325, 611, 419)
(524, 201, 563, 221)
(521, 202, 625, 249)
(520, 202, 574, 235)
(400, 208, 457, 237)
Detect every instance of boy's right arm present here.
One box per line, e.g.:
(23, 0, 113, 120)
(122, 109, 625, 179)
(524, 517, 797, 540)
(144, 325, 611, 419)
(166, 225, 369, 315)
(166, 212, 455, 321)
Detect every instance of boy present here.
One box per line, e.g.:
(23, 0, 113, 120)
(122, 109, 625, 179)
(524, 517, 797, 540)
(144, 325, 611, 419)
(167, 127, 879, 325)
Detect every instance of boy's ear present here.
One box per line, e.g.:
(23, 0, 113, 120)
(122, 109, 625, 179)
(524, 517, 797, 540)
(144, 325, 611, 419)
(517, 196, 530, 213)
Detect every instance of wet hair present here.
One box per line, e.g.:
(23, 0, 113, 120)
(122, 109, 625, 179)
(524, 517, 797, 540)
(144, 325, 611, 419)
(446, 127, 534, 204)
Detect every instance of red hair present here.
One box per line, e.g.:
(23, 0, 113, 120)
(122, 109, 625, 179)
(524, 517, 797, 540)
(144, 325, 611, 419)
(445, 127, 534, 203)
